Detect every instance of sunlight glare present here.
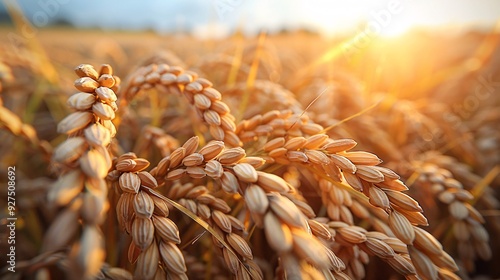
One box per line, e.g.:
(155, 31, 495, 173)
(302, 0, 427, 38)
(378, 14, 416, 38)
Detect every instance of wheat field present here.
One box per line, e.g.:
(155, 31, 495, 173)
(0, 19, 499, 280)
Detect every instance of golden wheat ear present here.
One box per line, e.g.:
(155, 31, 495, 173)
(118, 63, 242, 147)
(42, 64, 120, 279)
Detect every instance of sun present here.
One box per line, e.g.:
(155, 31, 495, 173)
(355, 0, 420, 38)
(298, 0, 425, 38)
(378, 14, 418, 38)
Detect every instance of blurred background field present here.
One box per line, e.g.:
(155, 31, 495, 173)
(1, 0, 500, 279)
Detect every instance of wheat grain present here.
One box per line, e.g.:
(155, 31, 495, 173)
(413, 159, 491, 272)
(113, 156, 189, 279)
(38, 64, 121, 278)
(166, 181, 262, 279)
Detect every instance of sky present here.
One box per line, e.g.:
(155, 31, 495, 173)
(1, 0, 499, 38)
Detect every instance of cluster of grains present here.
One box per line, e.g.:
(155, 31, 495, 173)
(319, 179, 360, 226)
(252, 116, 460, 279)
(150, 136, 343, 278)
(266, 206, 349, 279)
(119, 63, 241, 146)
(108, 153, 188, 280)
(314, 218, 412, 279)
(259, 191, 344, 279)
(373, 101, 498, 276)
(235, 109, 327, 145)
(318, 217, 460, 280)
(150, 136, 221, 183)
(43, 64, 119, 278)
(414, 162, 491, 272)
(167, 182, 262, 280)
(423, 152, 500, 217)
